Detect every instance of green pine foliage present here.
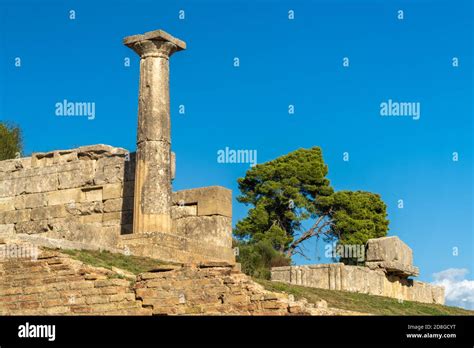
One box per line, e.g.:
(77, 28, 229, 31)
(0, 122, 22, 160)
(234, 146, 389, 275)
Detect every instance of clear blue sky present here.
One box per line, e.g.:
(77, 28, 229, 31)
(0, 0, 472, 284)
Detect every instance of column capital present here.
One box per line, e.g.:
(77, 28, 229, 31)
(123, 29, 186, 59)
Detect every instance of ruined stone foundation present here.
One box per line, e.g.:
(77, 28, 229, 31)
(0, 145, 234, 264)
(0, 242, 362, 316)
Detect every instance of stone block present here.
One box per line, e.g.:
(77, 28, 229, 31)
(174, 215, 232, 248)
(14, 193, 47, 210)
(171, 205, 197, 219)
(46, 188, 82, 206)
(0, 223, 14, 236)
(15, 220, 50, 234)
(65, 201, 103, 216)
(80, 214, 103, 224)
(103, 183, 123, 200)
(366, 236, 413, 266)
(31, 152, 55, 167)
(25, 174, 58, 193)
(431, 285, 445, 305)
(45, 221, 117, 247)
(0, 209, 30, 224)
(94, 157, 126, 184)
(172, 186, 232, 217)
(55, 151, 78, 163)
(0, 158, 28, 173)
(365, 260, 419, 277)
(81, 187, 103, 202)
(366, 236, 416, 276)
(30, 205, 68, 221)
(0, 197, 15, 212)
(104, 198, 124, 212)
(58, 161, 95, 189)
(0, 178, 26, 197)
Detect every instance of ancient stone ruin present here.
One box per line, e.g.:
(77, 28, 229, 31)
(0, 29, 444, 313)
(0, 30, 234, 265)
(271, 236, 445, 304)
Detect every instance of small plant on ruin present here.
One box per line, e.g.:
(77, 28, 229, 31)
(0, 121, 22, 160)
(233, 239, 291, 279)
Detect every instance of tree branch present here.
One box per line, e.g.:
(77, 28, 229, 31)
(285, 213, 333, 257)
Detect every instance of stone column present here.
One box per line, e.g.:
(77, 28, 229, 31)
(123, 30, 186, 234)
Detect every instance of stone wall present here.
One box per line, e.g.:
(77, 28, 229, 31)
(0, 145, 234, 264)
(0, 246, 149, 315)
(271, 264, 444, 304)
(0, 145, 133, 246)
(271, 236, 444, 304)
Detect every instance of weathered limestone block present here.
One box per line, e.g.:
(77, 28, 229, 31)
(65, 201, 103, 216)
(366, 236, 418, 277)
(31, 152, 55, 167)
(58, 161, 95, 189)
(80, 214, 103, 224)
(366, 236, 413, 265)
(366, 260, 419, 277)
(46, 188, 83, 206)
(0, 157, 30, 173)
(30, 205, 68, 221)
(15, 220, 50, 234)
(44, 221, 119, 248)
(94, 156, 126, 185)
(171, 205, 197, 219)
(0, 178, 26, 197)
(25, 174, 58, 193)
(0, 209, 30, 224)
(118, 230, 235, 264)
(0, 197, 15, 212)
(173, 215, 232, 248)
(82, 187, 103, 202)
(54, 151, 78, 163)
(328, 263, 343, 290)
(308, 265, 331, 289)
(172, 186, 232, 217)
(431, 284, 445, 304)
(14, 193, 47, 210)
(0, 224, 14, 236)
(75, 144, 129, 159)
(104, 198, 132, 213)
(271, 266, 291, 283)
(103, 183, 123, 200)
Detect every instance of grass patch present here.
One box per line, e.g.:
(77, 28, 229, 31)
(60, 248, 175, 275)
(256, 279, 474, 316)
